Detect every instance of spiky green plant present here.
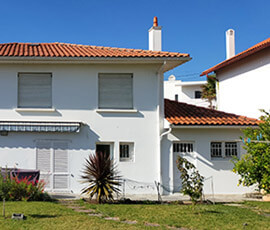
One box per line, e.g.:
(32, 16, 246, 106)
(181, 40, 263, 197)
(81, 151, 121, 203)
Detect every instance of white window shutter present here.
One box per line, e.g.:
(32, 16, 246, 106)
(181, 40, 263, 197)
(99, 74, 133, 109)
(53, 142, 68, 173)
(36, 141, 51, 173)
(54, 175, 68, 189)
(18, 73, 52, 108)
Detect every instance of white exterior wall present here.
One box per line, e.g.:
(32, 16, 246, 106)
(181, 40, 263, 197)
(0, 63, 162, 195)
(164, 79, 211, 107)
(217, 48, 270, 118)
(161, 128, 256, 195)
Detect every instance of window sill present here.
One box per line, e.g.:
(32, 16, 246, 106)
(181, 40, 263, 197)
(96, 109, 138, 113)
(15, 108, 56, 112)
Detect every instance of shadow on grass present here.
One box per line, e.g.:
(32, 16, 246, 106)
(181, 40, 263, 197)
(29, 214, 59, 219)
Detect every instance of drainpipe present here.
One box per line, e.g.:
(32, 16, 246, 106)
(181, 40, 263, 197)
(157, 61, 167, 193)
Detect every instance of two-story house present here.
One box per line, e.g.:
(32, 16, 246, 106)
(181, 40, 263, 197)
(0, 18, 190, 195)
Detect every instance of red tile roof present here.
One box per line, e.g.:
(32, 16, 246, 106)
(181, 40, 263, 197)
(201, 37, 270, 76)
(0, 42, 189, 58)
(165, 99, 259, 126)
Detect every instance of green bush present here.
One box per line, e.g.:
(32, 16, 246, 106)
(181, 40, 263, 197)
(0, 172, 51, 201)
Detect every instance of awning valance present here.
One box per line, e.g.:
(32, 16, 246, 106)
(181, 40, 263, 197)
(0, 121, 82, 133)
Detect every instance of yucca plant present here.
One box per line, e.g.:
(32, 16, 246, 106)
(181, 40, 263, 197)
(81, 151, 121, 203)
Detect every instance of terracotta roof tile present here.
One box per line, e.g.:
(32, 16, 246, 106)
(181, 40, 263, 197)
(0, 42, 189, 59)
(165, 99, 260, 126)
(201, 37, 270, 76)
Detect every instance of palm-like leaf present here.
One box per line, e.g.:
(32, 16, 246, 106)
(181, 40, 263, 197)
(81, 151, 121, 203)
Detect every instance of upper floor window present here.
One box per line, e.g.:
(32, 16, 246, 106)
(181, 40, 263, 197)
(175, 94, 178, 101)
(98, 73, 133, 109)
(18, 73, 52, 108)
(194, 91, 202, 99)
(211, 141, 238, 158)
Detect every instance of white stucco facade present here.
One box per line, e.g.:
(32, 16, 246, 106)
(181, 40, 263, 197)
(0, 63, 164, 195)
(216, 48, 270, 118)
(161, 127, 256, 195)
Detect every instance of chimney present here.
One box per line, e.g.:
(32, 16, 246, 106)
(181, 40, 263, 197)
(226, 29, 235, 59)
(148, 16, 162, 51)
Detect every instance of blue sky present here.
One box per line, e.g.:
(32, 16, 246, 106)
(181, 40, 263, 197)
(0, 0, 269, 81)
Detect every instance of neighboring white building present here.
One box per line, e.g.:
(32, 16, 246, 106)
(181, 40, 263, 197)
(164, 75, 211, 108)
(201, 31, 270, 118)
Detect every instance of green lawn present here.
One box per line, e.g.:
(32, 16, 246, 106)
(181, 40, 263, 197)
(0, 201, 269, 230)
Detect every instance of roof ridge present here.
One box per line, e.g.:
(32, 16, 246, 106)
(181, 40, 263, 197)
(201, 37, 270, 76)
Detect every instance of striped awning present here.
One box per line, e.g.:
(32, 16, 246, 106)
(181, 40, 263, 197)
(0, 121, 82, 133)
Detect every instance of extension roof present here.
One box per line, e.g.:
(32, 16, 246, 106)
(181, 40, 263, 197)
(165, 99, 259, 126)
(201, 37, 270, 76)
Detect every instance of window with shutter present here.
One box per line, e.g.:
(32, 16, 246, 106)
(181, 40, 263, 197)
(18, 73, 52, 108)
(98, 73, 133, 109)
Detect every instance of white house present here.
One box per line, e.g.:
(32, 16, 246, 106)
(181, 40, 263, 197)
(164, 75, 211, 107)
(0, 18, 191, 195)
(0, 18, 260, 196)
(201, 30, 270, 118)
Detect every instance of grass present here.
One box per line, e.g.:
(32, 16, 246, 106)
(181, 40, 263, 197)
(0, 200, 269, 230)
(78, 200, 270, 230)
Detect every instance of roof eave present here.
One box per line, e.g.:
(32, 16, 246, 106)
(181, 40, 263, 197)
(171, 124, 258, 129)
(0, 56, 191, 72)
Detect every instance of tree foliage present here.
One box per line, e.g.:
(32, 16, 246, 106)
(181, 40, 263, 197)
(81, 151, 121, 203)
(233, 110, 270, 193)
(176, 156, 204, 203)
(201, 74, 216, 109)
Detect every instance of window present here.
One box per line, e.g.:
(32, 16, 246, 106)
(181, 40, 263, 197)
(225, 142, 238, 157)
(173, 142, 193, 153)
(194, 91, 202, 99)
(119, 142, 134, 162)
(211, 141, 238, 158)
(98, 73, 133, 109)
(175, 94, 178, 101)
(211, 142, 222, 157)
(18, 73, 52, 108)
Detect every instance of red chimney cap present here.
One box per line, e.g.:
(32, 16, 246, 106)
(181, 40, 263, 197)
(153, 16, 158, 27)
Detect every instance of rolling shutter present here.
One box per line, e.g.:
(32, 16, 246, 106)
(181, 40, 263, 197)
(98, 73, 133, 109)
(18, 73, 52, 108)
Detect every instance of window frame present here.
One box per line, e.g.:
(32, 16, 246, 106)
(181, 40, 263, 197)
(194, 90, 202, 99)
(17, 72, 53, 109)
(173, 142, 194, 154)
(119, 142, 134, 162)
(98, 73, 134, 110)
(210, 141, 239, 159)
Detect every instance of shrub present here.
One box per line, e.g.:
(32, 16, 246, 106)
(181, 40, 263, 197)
(81, 151, 122, 203)
(176, 156, 204, 204)
(0, 171, 51, 201)
(233, 110, 270, 194)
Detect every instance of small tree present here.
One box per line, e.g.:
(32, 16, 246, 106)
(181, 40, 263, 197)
(81, 151, 121, 203)
(177, 156, 204, 204)
(201, 74, 216, 109)
(233, 110, 270, 194)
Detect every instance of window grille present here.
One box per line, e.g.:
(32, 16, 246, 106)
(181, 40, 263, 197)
(211, 142, 222, 157)
(225, 142, 238, 157)
(173, 143, 193, 153)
